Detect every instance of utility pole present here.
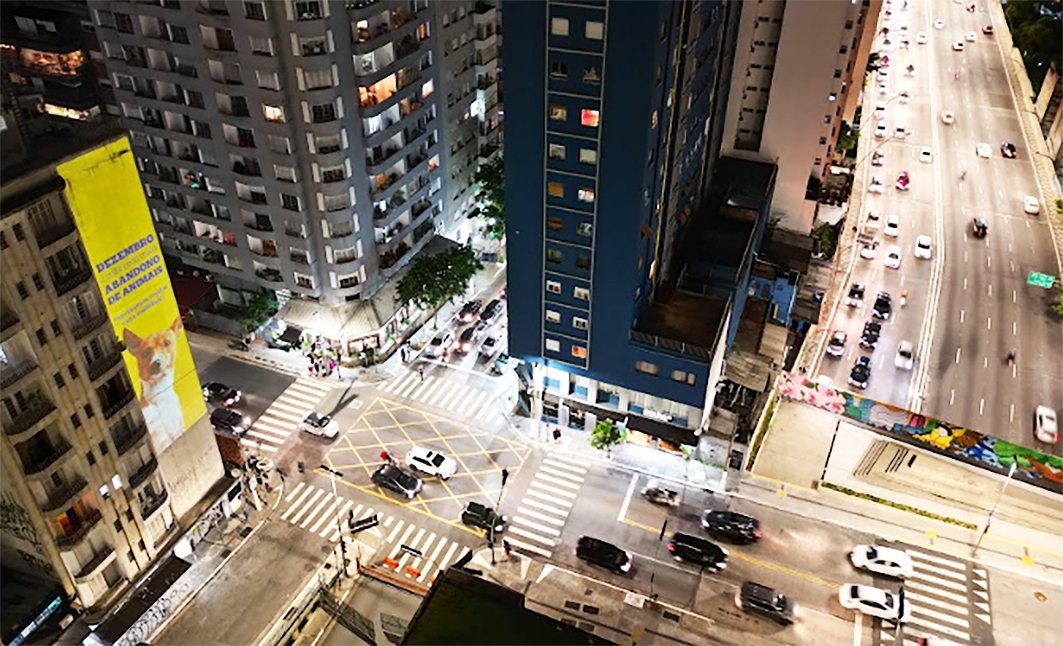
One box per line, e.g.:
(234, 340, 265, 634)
(976, 462, 1017, 550)
(490, 468, 509, 565)
(320, 465, 347, 575)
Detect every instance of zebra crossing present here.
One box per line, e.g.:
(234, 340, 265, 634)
(240, 379, 333, 453)
(879, 546, 989, 645)
(377, 370, 503, 423)
(504, 452, 588, 559)
(280, 481, 470, 584)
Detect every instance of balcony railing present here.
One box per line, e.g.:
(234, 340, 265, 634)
(102, 389, 136, 419)
(0, 360, 38, 389)
(140, 489, 169, 521)
(71, 312, 110, 340)
(87, 351, 123, 382)
(23, 440, 73, 475)
(41, 476, 90, 513)
(129, 458, 159, 489)
(4, 398, 57, 437)
(75, 546, 116, 581)
(113, 421, 149, 455)
(255, 268, 283, 282)
(55, 510, 102, 548)
(34, 220, 77, 249)
(52, 266, 93, 296)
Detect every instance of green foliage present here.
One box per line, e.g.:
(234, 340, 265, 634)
(865, 51, 882, 73)
(589, 419, 627, 453)
(396, 244, 484, 312)
(835, 121, 857, 154)
(1050, 284, 1063, 317)
(821, 483, 978, 530)
(241, 291, 277, 331)
(473, 156, 505, 239)
(1003, 1, 1062, 90)
(812, 222, 841, 260)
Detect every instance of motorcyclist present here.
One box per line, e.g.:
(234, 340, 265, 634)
(1006, 349, 1016, 366)
(900, 289, 908, 306)
(961, 171, 967, 180)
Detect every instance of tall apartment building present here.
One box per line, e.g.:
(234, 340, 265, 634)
(87, 0, 501, 313)
(0, 122, 224, 629)
(505, 0, 747, 448)
(720, 0, 882, 233)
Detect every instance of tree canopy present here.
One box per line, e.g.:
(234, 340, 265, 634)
(473, 156, 505, 240)
(1004, 1, 1062, 90)
(590, 419, 627, 455)
(395, 244, 483, 311)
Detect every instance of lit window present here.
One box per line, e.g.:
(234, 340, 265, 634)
(576, 222, 593, 237)
(545, 338, 561, 352)
(263, 105, 284, 122)
(573, 317, 588, 330)
(550, 62, 567, 79)
(635, 361, 659, 376)
(546, 280, 562, 294)
(671, 369, 696, 385)
(581, 109, 600, 127)
(547, 216, 563, 231)
(574, 286, 590, 300)
(548, 182, 564, 198)
(548, 143, 566, 160)
(575, 255, 591, 270)
(551, 17, 569, 36)
(651, 110, 658, 129)
(585, 21, 604, 40)
(583, 66, 601, 84)
(579, 149, 597, 165)
(422, 78, 434, 97)
(550, 105, 568, 121)
(546, 310, 561, 323)
(112, 474, 123, 489)
(546, 249, 562, 264)
(572, 346, 587, 359)
(578, 188, 595, 203)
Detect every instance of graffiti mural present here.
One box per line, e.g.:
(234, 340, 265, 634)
(0, 493, 57, 577)
(778, 372, 1063, 493)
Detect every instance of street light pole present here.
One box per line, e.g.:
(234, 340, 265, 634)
(975, 462, 1017, 550)
(490, 468, 509, 565)
(320, 464, 347, 575)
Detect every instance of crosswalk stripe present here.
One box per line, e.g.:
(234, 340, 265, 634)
(269, 400, 312, 416)
(326, 501, 355, 540)
(408, 376, 437, 399)
(906, 590, 969, 615)
(397, 374, 422, 398)
(538, 466, 585, 483)
(523, 488, 574, 509)
(390, 526, 421, 558)
(277, 391, 321, 406)
(474, 400, 496, 421)
(438, 383, 467, 410)
(382, 515, 394, 527)
(546, 452, 590, 468)
(247, 425, 287, 439)
(506, 537, 552, 557)
(427, 381, 453, 406)
(905, 616, 970, 641)
(245, 430, 284, 444)
(379, 377, 401, 393)
(402, 531, 433, 568)
(511, 516, 562, 536)
(285, 481, 306, 502)
(458, 389, 487, 416)
(241, 438, 278, 451)
(907, 550, 967, 571)
(909, 603, 969, 628)
(308, 499, 340, 533)
(386, 520, 405, 543)
(256, 413, 299, 428)
(261, 408, 303, 423)
(294, 379, 332, 394)
(281, 487, 316, 520)
(302, 493, 334, 528)
(516, 506, 567, 526)
(528, 481, 579, 500)
(251, 418, 290, 434)
(534, 473, 583, 491)
(909, 569, 968, 592)
(287, 489, 324, 524)
(905, 580, 969, 606)
(427, 541, 459, 582)
(542, 458, 588, 474)
(508, 526, 556, 546)
(911, 561, 967, 581)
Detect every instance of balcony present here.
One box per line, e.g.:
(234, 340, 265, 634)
(140, 489, 169, 521)
(52, 265, 93, 296)
(378, 242, 410, 270)
(23, 440, 74, 476)
(1, 359, 38, 389)
(232, 161, 262, 177)
(34, 220, 77, 250)
(87, 350, 123, 382)
(290, 251, 310, 265)
(40, 477, 90, 514)
(239, 193, 269, 206)
(129, 458, 159, 489)
(255, 268, 283, 282)
(72, 312, 110, 341)
(113, 421, 149, 455)
(102, 388, 136, 420)
(75, 546, 117, 583)
(55, 510, 103, 548)
(4, 398, 57, 438)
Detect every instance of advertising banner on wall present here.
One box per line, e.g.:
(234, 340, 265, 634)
(58, 137, 206, 453)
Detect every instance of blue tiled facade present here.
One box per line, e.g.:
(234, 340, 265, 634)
(505, 0, 742, 437)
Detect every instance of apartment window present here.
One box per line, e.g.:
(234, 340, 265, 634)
(579, 149, 597, 165)
(70, 412, 81, 429)
(545, 338, 561, 352)
(245, 1, 266, 20)
(546, 249, 562, 264)
(0, 232, 6, 249)
(551, 17, 570, 36)
(50, 320, 61, 336)
(114, 12, 134, 33)
(323, 193, 351, 211)
(86, 451, 95, 466)
(672, 369, 696, 385)
(576, 222, 593, 237)
(281, 194, 301, 211)
(548, 144, 566, 160)
(546, 216, 563, 231)
(13, 223, 25, 241)
(635, 361, 659, 376)
(585, 21, 604, 40)
(583, 66, 601, 85)
(84, 404, 94, 419)
(16, 281, 29, 299)
(269, 135, 291, 154)
(294, 272, 314, 288)
(547, 182, 564, 198)
(274, 165, 297, 182)
(572, 345, 587, 359)
(549, 105, 567, 122)
(575, 255, 591, 270)
(54, 373, 66, 389)
(573, 286, 589, 300)
(839, 45, 848, 54)
(573, 317, 588, 331)
(581, 109, 600, 128)
(834, 68, 842, 78)
(301, 37, 327, 56)
(32, 274, 45, 291)
(321, 165, 345, 183)
(550, 62, 567, 80)
(819, 137, 827, 145)
(99, 441, 108, 456)
(577, 188, 595, 203)
(304, 68, 333, 89)
(256, 70, 280, 90)
(68, 364, 78, 380)
(35, 328, 48, 346)
(546, 310, 561, 324)
(546, 280, 562, 294)
(295, 1, 323, 20)
(263, 105, 284, 122)
(312, 103, 337, 123)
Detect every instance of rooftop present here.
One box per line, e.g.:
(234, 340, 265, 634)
(0, 117, 125, 197)
(632, 288, 728, 361)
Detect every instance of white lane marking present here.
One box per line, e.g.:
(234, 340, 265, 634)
(909, 602, 971, 628)
(508, 526, 557, 546)
(1010, 403, 1015, 422)
(389, 526, 418, 558)
(955, 348, 961, 364)
(852, 608, 862, 646)
(437, 383, 467, 410)
(511, 516, 562, 536)
(305, 495, 337, 530)
(542, 458, 588, 475)
(906, 580, 969, 606)
(960, 310, 964, 324)
(949, 390, 955, 405)
(386, 520, 406, 544)
(546, 452, 591, 468)
(529, 478, 580, 498)
(908, 552, 968, 573)
(988, 284, 993, 297)
(618, 473, 639, 522)
(979, 399, 985, 415)
(517, 506, 567, 526)
(285, 481, 306, 502)
(427, 380, 453, 406)
(281, 486, 315, 519)
(538, 465, 585, 483)
(458, 389, 488, 416)
(506, 537, 552, 557)
(324, 500, 355, 540)
(521, 494, 573, 514)
(987, 317, 992, 331)
(286, 489, 324, 524)
(415, 377, 444, 402)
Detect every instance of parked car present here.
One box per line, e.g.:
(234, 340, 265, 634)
(300, 412, 340, 438)
(977, 142, 992, 158)
(461, 501, 506, 533)
(735, 581, 798, 625)
(203, 382, 241, 406)
(850, 545, 915, 578)
(428, 330, 455, 357)
(701, 511, 761, 542)
(576, 536, 633, 573)
(480, 298, 505, 324)
(865, 211, 881, 230)
(371, 464, 423, 499)
(826, 331, 847, 358)
(641, 479, 681, 506)
(919, 147, 932, 163)
(458, 299, 483, 323)
(941, 110, 955, 125)
(838, 584, 911, 623)
(1035, 406, 1058, 443)
(668, 533, 729, 570)
(210, 408, 250, 434)
(982, 25, 994, 35)
(405, 445, 458, 479)
(872, 292, 892, 320)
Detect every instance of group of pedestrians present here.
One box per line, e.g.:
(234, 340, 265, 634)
(304, 337, 341, 379)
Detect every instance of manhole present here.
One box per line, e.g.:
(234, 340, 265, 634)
(1035, 592, 1047, 602)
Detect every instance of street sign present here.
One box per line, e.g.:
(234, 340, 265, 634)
(400, 544, 423, 558)
(1028, 272, 1056, 288)
(349, 513, 379, 534)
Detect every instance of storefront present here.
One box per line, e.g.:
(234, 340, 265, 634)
(540, 391, 700, 451)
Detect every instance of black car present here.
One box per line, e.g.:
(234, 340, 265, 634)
(1000, 142, 1017, 158)
(455, 326, 478, 353)
(371, 464, 423, 499)
(668, 533, 728, 570)
(461, 501, 506, 533)
(860, 320, 882, 349)
(735, 581, 798, 625)
(971, 218, 988, 238)
(203, 382, 241, 406)
(210, 408, 249, 434)
(701, 511, 761, 543)
(846, 284, 865, 307)
(849, 356, 872, 389)
(576, 536, 632, 573)
(872, 292, 892, 320)
(479, 298, 504, 324)
(458, 299, 482, 323)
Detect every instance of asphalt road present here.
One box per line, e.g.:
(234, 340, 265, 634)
(817, 0, 1062, 455)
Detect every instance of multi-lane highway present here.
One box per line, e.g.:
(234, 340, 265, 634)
(818, 0, 1062, 455)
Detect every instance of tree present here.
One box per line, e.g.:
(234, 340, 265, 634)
(1004, 1, 1062, 90)
(835, 121, 857, 155)
(396, 244, 484, 315)
(865, 51, 883, 74)
(241, 290, 277, 332)
(590, 419, 627, 458)
(473, 156, 505, 239)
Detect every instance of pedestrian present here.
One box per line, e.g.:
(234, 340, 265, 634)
(553, 427, 561, 443)
(503, 539, 512, 557)
(418, 366, 425, 382)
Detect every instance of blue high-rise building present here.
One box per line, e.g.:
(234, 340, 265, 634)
(504, 0, 773, 448)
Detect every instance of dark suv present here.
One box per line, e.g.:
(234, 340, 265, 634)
(735, 581, 798, 624)
(461, 502, 506, 533)
(701, 511, 761, 543)
(458, 300, 482, 323)
(872, 292, 892, 320)
(479, 299, 504, 324)
(667, 533, 728, 570)
(371, 464, 423, 499)
(576, 536, 632, 573)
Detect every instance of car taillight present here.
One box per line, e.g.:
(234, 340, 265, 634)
(734, 591, 743, 608)
(667, 543, 675, 552)
(753, 531, 762, 538)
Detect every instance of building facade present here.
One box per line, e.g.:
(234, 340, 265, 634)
(505, 0, 744, 448)
(719, 0, 882, 233)
(87, 0, 500, 314)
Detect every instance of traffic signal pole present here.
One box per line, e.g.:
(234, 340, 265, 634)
(320, 464, 347, 576)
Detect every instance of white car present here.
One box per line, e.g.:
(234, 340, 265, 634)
(839, 584, 912, 623)
(884, 245, 902, 269)
(884, 214, 900, 237)
(895, 341, 915, 370)
(1024, 195, 1040, 215)
(977, 142, 992, 158)
(866, 210, 881, 230)
(479, 334, 501, 359)
(1035, 406, 1059, 443)
(919, 147, 932, 163)
(405, 445, 458, 479)
(300, 412, 340, 438)
(850, 545, 915, 578)
(953, 40, 965, 51)
(934, 19, 945, 30)
(916, 31, 928, 44)
(860, 242, 878, 260)
(894, 126, 908, 139)
(877, 83, 889, 96)
(941, 110, 955, 125)
(914, 235, 932, 259)
(826, 330, 847, 358)
(966, 31, 976, 42)
(875, 123, 888, 138)
(869, 176, 885, 194)
(429, 330, 455, 357)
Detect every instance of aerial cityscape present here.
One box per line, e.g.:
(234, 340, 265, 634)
(0, 0, 1060, 645)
